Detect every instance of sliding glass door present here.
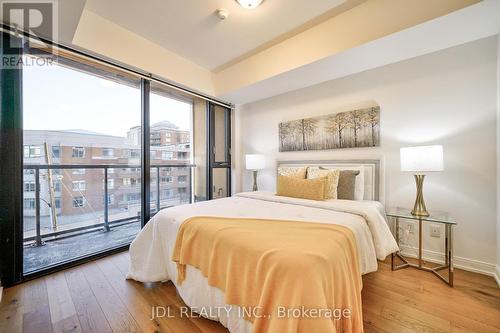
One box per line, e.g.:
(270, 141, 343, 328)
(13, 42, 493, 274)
(22, 51, 143, 274)
(149, 82, 197, 214)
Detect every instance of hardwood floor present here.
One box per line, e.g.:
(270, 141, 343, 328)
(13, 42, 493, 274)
(1, 252, 499, 333)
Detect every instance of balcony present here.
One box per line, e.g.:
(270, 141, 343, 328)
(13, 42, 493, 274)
(23, 164, 194, 274)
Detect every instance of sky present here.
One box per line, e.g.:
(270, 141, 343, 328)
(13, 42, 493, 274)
(23, 60, 192, 137)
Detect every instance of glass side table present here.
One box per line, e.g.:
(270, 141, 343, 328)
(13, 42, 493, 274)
(387, 207, 456, 287)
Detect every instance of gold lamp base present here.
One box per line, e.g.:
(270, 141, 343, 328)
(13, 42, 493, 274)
(411, 174, 429, 217)
(252, 170, 258, 191)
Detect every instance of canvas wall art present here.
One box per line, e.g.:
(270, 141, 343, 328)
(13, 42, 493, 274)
(279, 106, 380, 152)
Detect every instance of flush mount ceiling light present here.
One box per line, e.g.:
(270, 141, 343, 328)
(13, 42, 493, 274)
(236, 0, 264, 9)
(216, 8, 229, 20)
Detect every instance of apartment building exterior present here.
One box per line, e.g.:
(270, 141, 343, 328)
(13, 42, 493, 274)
(23, 122, 191, 226)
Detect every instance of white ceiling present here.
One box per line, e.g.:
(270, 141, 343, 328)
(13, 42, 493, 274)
(85, 0, 347, 70)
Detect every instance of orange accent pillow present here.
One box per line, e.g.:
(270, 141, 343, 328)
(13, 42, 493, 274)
(276, 175, 326, 201)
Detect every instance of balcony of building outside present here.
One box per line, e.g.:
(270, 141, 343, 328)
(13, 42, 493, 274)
(23, 164, 194, 274)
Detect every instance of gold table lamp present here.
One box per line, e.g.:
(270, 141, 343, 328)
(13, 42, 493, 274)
(400, 145, 444, 217)
(245, 154, 265, 191)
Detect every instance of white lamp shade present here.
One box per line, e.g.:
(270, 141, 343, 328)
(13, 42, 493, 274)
(400, 145, 444, 172)
(245, 154, 265, 170)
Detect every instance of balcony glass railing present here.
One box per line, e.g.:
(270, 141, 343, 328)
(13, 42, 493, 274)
(22, 164, 194, 273)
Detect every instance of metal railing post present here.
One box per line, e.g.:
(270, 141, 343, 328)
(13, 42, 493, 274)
(189, 167, 193, 204)
(103, 167, 110, 232)
(156, 166, 160, 213)
(34, 168, 43, 246)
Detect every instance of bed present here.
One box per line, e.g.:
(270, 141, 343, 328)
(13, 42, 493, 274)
(127, 160, 398, 333)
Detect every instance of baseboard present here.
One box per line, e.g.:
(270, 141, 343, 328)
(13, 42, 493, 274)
(495, 265, 500, 287)
(399, 245, 499, 286)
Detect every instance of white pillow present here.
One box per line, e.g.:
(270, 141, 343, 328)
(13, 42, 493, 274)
(353, 168, 365, 201)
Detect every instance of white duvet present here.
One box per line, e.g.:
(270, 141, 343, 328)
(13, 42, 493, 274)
(127, 191, 399, 333)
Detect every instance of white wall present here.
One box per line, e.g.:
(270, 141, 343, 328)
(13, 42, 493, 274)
(236, 37, 498, 272)
(497, 34, 500, 278)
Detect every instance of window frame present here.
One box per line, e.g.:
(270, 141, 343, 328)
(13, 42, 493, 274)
(207, 102, 232, 200)
(102, 148, 114, 157)
(72, 180, 86, 191)
(24, 181, 36, 192)
(24, 145, 41, 158)
(0, 29, 232, 287)
(72, 196, 86, 208)
(23, 198, 36, 210)
(107, 194, 115, 205)
(71, 147, 85, 158)
(51, 145, 60, 158)
(162, 176, 173, 183)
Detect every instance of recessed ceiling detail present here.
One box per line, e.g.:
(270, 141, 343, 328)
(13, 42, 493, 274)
(84, 0, 348, 70)
(72, 0, 483, 103)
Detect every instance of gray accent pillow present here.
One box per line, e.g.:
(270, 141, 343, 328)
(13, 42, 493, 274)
(318, 168, 361, 200)
(337, 170, 360, 200)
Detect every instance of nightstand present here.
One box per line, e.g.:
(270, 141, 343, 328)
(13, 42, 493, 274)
(387, 207, 456, 287)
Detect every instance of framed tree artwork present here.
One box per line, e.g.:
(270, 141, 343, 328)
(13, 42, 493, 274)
(279, 106, 380, 152)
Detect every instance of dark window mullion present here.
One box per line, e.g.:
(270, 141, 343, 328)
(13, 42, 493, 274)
(207, 102, 214, 200)
(225, 108, 231, 164)
(141, 79, 151, 226)
(0, 32, 24, 286)
(207, 103, 232, 199)
(226, 108, 232, 196)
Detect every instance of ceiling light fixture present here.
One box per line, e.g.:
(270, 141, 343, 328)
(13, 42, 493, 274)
(236, 0, 264, 9)
(216, 8, 229, 20)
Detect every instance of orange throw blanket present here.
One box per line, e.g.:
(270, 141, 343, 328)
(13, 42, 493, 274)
(172, 216, 363, 333)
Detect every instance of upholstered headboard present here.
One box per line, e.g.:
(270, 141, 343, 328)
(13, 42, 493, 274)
(277, 159, 381, 201)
